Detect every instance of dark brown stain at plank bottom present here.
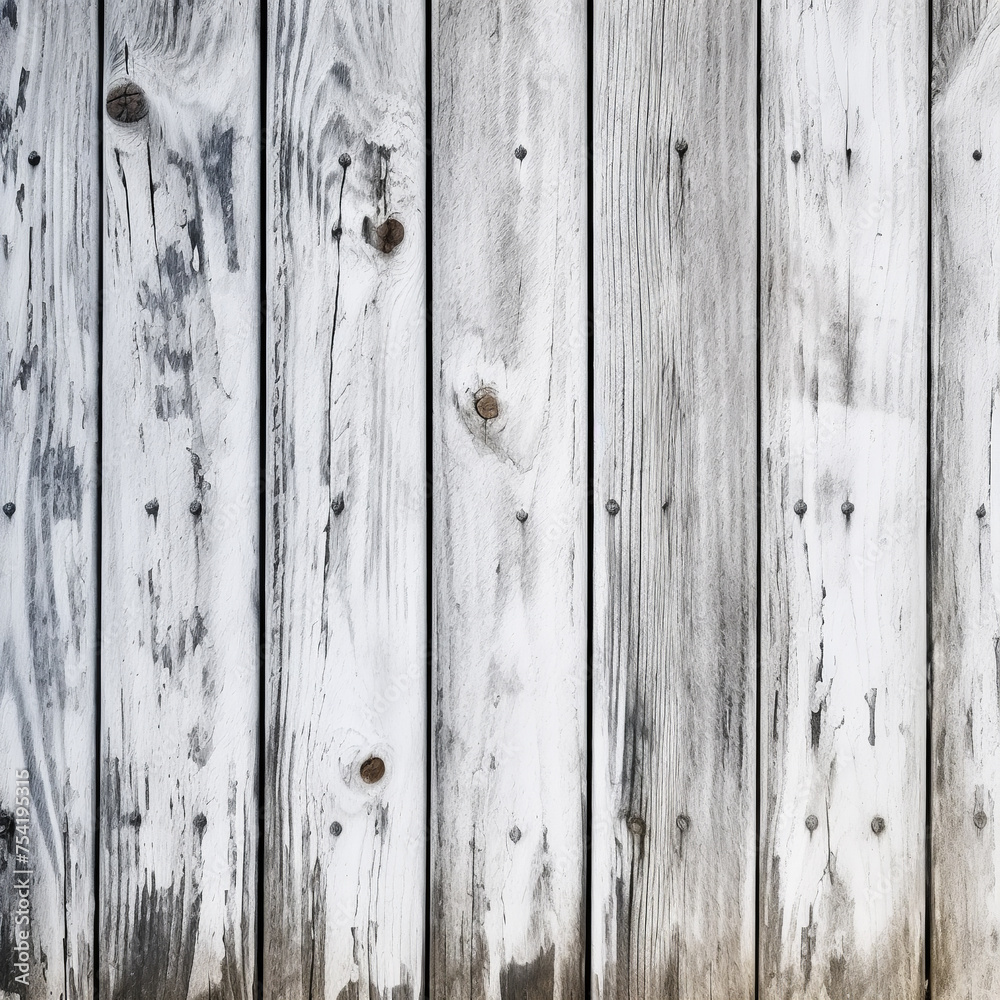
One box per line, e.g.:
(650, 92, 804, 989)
(500, 946, 555, 1000)
(337, 978, 413, 1000)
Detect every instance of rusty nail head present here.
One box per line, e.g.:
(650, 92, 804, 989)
(190, 500, 203, 516)
(794, 499, 807, 517)
(805, 814, 819, 832)
(791, 150, 801, 163)
(3, 502, 14, 518)
(606, 499, 621, 516)
(360, 756, 385, 784)
(516, 509, 528, 523)
(975, 810, 988, 830)
(871, 815, 885, 835)
(475, 392, 499, 420)
(514, 145, 527, 160)
(144, 499, 159, 516)
(842, 500, 855, 516)
(331, 821, 343, 836)
(978, 503, 988, 519)
(106, 80, 149, 123)
(28, 151, 40, 167)
(676, 813, 690, 832)
(509, 825, 522, 843)
(675, 138, 688, 156)
(974, 149, 983, 161)
(339, 152, 352, 168)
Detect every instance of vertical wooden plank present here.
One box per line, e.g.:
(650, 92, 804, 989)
(932, 4, 1000, 995)
(100, 5, 259, 998)
(265, 1, 426, 997)
(431, 0, 587, 995)
(760, 1, 927, 996)
(591, 1, 757, 996)
(0, 3, 98, 998)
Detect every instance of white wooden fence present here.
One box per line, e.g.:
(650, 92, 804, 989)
(0, 0, 995, 997)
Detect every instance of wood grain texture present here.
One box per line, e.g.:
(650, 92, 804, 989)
(591, 1, 757, 997)
(265, 1, 426, 997)
(931, 3, 1000, 995)
(760, 1, 927, 996)
(0, 3, 98, 998)
(101, 5, 258, 999)
(431, 0, 588, 996)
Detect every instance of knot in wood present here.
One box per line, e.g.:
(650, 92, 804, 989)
(27, 151, 40, 167)
(871, 815, 885, 835)
(514, 145, 527, 161)
(676, 813, 690, 832)
(475, 392, 499, 421)
(805, 814, 819, 832)
(359, 756, 385, 784)
(189, 499, 203, 516)
(793, 499, 807, 517)
(977, 503, 988, 519)
(674, 138, 688, 156)
(364, 216, 404, 254)
(331, 821, 343, 836)
(332, 492, 346, 516)
(974, 149, 983, 161)
(127, 808, 142, 828)
(509, 825, 522, 843)
(627, 815, 646, 837)
(605, 499, 620, 516)
(193, 813, 208, 836)
(2, 502, 14, 518)
(974, 810, 988, 830)
(516, 509, 528, 523)
(841, 500, 855, 516)
(790, 149, 801, 163)
(106, 80, 149, 123)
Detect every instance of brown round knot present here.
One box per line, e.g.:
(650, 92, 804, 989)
(791, 149, 801, 163)
(605, 499, 621, 516)
(841, 500, 855, 516)
(674, 138, 688, 156)
(189, 499, 203, 516)
(144, 498, 159, 517)
(332, 492, 346, 516)
(106, 80, 149, 123)
(475, 392, 499, 420)
(359, 756, 385, 784)
(193, 813, 208, 835)
(793, 499, 807, 517)
(627, 815, 646, 837)
(805, 814, 819, 832)
(871, 815, 885, 835)
(676, 813, 690, 832)
(974, 810, 988, 830)
(509, 825, 522, 843)
(331, 821, 343, 836)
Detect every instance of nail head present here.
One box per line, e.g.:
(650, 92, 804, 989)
(514, 145, 527, 160)
(27, 151, 40, 167)
(842, 500, 855, 516)
(675, 138, 688, 156)
(189, 500, 203, 516)
(794, 499, 807, 517)
(515, 509, 528, 523)
(2, 502, 14, 518)
(331, 821, 343, 836)
(509, 825, 522, 843)
(974, 149, 983, 161)
(791, 149, 801, 163)
(975, 810, 988, 830)
(978, 503, 988, 519)
(871, 815, 885, 835)
(359, 756, 385, 784)
(106, 80, 149, 123)
(606, 499, 621, 516)
(339, 152, 352, 168)
(332, 492, 345, 516)
(805, 814, 819, 832)
(144, 499, 159, 517)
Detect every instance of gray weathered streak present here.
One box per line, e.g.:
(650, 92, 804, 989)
(760, 0, 927, 997)
(591, 1, 757, 997)
(931, 2, 1000, 994)
(0, 3, 98, 998)
(431, 0, 588, 996)
(101, 4, 258, 998)
(265, 0, 426, 997)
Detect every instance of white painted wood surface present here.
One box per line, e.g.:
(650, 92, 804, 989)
(592, 1, 758, 997)
(265, 0, 426, 997)
(931, 4, 1000, 994)
(431, 0, 588, 995)
(101, 4, 258, 998)
(760, 1, 927, 996)
(0, 3, 98, 998)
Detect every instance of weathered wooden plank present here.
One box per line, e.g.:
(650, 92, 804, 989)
(265, 0, 426, 997)
(760, 1, 927, 996)
(591, 1, 757, 996)
(931, 4, 1000, 995)
(0, 3, 98, 998)
(100, 5, 259, 998)
(431, 0, 588, 995)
